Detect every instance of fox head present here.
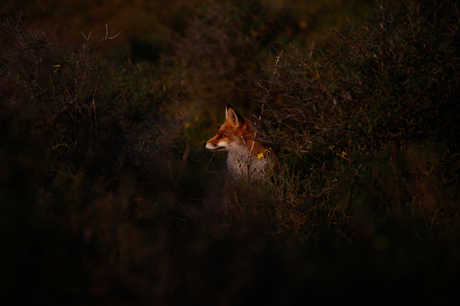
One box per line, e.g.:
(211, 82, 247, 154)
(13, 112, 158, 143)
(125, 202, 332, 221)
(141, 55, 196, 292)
(205, 104, 263, 155)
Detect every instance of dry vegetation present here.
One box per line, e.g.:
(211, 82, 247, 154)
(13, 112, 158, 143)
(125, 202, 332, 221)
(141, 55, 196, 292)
(1, 1, 460, 305)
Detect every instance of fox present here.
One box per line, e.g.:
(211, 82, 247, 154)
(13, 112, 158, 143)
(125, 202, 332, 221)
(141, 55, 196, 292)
(205, 104, 277, 184)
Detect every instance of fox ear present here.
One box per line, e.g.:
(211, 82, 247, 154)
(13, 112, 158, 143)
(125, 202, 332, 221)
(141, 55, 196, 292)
(226, 104, 240, 127)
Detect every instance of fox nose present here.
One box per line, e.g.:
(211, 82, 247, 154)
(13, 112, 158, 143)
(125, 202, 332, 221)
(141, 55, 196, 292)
(203, 142, 207, 147)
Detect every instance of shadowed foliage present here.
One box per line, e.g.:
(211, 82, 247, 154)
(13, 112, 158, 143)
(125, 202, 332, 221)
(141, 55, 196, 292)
(1, 1, 460, 305)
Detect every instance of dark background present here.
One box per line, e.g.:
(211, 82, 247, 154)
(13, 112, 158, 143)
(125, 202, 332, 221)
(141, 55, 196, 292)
(1, 0, 460, 305)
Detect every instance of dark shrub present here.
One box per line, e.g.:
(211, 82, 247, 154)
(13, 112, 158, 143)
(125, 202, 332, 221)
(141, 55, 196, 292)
(250, 2, 460, 242)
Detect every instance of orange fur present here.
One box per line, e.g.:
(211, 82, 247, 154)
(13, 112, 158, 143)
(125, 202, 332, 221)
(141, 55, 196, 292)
(205, 104, 276, 183)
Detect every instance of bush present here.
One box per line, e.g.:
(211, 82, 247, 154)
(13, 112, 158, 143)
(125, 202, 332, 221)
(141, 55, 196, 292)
(249, 2, 460, 243)
(0, 12, 186, 302)
(2, 1, 460, 304)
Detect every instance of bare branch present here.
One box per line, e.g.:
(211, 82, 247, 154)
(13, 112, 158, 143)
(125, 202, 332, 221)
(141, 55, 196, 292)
(102, 24, 122, 43)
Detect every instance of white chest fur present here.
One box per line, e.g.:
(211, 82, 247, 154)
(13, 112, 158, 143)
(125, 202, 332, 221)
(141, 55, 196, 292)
(226, 147, 272, 182)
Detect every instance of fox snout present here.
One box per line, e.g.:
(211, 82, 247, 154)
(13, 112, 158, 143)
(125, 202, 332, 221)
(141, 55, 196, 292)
(205, 139, 229, 152)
